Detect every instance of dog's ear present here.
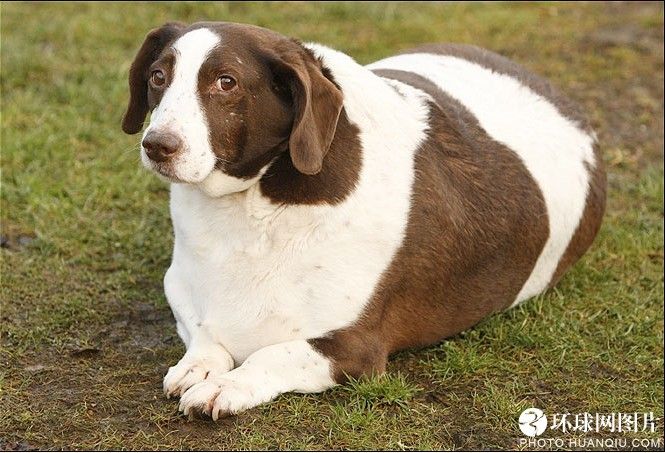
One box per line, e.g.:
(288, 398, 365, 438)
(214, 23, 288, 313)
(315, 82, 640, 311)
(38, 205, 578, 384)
(122, 22, 185, 134)
(268, 43, 344, 175)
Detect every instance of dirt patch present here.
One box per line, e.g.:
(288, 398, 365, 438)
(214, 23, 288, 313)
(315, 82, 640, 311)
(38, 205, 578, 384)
(0, 439, 39, 452)
(0, 231, 36, 252)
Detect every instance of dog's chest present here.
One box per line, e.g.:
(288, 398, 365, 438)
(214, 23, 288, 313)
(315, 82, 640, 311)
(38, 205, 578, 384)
(167, 184, 397, 362)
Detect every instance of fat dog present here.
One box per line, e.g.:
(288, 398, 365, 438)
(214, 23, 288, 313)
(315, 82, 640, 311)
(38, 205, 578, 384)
(122, 22, 606, 419)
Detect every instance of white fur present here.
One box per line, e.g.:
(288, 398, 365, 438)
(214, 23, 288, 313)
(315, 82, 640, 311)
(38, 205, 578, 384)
(141, 29, 220, 184)
(162, 334, 235, 398)
(368, 53, 596, 305)
(197, 166, 269, 198)
(179, 340, 335, 418)
(161, 42, 431, 413)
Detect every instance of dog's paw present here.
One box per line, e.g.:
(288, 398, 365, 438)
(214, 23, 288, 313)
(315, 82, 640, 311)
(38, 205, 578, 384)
(163, 355, 233, 399)
(179, 374, 277, 420)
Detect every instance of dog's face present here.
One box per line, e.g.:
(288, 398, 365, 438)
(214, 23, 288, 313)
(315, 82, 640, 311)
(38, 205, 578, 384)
(122, 22, 343, 195)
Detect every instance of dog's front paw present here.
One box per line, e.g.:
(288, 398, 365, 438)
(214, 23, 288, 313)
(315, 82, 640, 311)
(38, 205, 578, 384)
(163, 354, 233, 399)
(179, 374, 277, 420)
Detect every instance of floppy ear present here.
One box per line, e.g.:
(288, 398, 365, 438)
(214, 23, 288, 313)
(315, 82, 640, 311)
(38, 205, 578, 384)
(122, 22, 185, 134)
(270, 44, 344, 175)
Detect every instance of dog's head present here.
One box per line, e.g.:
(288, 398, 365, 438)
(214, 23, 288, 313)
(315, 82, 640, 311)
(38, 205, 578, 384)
(122, 22, 343, 195)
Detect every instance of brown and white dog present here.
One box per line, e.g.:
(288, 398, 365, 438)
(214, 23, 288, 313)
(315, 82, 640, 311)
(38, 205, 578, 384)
(122, 22, 606, 419)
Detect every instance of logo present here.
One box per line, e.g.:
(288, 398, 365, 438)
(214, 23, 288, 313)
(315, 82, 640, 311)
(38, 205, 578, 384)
(517, 408, 662, 449)
(519, 407, 548, 437)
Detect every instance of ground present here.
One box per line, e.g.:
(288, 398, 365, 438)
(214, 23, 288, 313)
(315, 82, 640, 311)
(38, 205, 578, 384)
(0, 1, 663, 451)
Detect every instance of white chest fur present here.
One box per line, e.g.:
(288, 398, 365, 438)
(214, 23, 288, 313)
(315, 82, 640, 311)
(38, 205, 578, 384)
(164, 50, 431, 364)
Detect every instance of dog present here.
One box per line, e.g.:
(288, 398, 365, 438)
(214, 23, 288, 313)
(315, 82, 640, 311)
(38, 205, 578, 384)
(122, 21, 606, 419)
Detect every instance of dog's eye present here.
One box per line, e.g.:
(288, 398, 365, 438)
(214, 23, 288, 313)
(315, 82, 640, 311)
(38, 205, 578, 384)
(216, 75, 237, 92)
(150, 70, 166, 87)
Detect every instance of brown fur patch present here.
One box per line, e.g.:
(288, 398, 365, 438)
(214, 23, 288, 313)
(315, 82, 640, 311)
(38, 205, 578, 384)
(259, 109, 362, 205)
(311, 69, 551, 381)
(393, 43, 607, 291)
(193, 23, 350, 188)
(195, 36, 294, 180)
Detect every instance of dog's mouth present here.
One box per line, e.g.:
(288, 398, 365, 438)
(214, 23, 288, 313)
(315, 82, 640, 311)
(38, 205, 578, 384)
(148, 161, 187, 184)
(141, 150, 212, 185)
(155, 164, 177, 179)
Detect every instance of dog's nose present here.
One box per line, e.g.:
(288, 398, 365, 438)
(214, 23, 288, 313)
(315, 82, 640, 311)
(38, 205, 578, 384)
(142, 131, 182, 162)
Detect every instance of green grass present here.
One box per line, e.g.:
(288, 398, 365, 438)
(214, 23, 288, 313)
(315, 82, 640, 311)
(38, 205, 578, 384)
(1, 1, 663, 450)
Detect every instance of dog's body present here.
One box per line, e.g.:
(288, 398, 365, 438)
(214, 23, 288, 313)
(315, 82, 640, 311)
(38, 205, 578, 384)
(122, 23, 606, 418)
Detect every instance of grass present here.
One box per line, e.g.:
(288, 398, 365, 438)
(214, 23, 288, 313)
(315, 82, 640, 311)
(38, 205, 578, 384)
(1, 1, 663, 450)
